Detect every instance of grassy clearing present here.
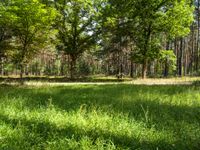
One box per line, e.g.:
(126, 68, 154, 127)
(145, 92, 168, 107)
(1, 76, 200, 85)
(0, 84, 200, 149)
(0, 75, 132, 84)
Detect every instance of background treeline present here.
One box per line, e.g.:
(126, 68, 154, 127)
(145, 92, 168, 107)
(0, 0, 198, 79)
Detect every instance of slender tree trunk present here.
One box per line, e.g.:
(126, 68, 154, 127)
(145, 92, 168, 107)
(70, 55, 77, 79)
(178, 38, 183, 77)
(164, 41, 170, 77)
(190, 23, 194, 75)
(196, 0, 200, 71)
(175, 39, 179, 76)
(120, 54, 123, 78)
(60, 55, 64, 76)
(142, 24, 151, 79)
(1, 58, 4, 76)
(184, 38, 187, 75)
(164, 61, 169, 77)
(142, 59, 148, 79)
(117, 51, 120, 75)
(130, 60, 134, 78)
(25, 65, 29, 76)
(20, 64, 24, 84)
(135, 64, 138, 77)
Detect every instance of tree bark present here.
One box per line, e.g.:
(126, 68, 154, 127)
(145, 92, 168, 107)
(70, 55, 77, 79)
(164, 41, 170, 77)
(141, 24, 151, 79)
(196, 0, 200, 71)
(20, 64, 24, 84)
(130, 60, 134, 78)
(60, 55, 64, 76)
(190, 23, 195, 74)
(142, 59, 148, 79)
(178, 38, 183, 77)
(1, 58, 4, 76)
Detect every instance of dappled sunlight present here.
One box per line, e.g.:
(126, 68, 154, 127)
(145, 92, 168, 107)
(1, 84, 200, 149)
(0, 0, 199, 149)
(1, 104, 176, 149)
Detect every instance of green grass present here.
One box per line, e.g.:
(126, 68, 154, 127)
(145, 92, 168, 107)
(0, 84, 200, 150)
(0, 75, 132, 83)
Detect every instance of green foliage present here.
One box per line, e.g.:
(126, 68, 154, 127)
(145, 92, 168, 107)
(0, 2, 13, 59)
(54, 0, 103, 78)
(111, 0, 193, 63)
(131, 37, 162, 63)
(162, 0, 194, 38)
(5, 0, 57, 65)
(3, 63, 14, 73)
(0, 0, 196, 78)
(78, 61, 91, 76)
(55, 0, 99, 56)
(159, 50, 177, 71)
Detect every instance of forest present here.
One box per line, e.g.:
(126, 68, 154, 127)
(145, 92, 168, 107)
(1, 0, 200, 150)
(0, 0, 198, 80)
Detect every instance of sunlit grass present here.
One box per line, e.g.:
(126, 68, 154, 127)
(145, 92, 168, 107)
(1, 75, 200, 85)
(0, 84, 200, 149)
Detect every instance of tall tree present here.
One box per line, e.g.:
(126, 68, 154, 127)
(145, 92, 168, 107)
(55, 0, 101, 79)
(108, 0, 194, 78)
(7, 0, 57, 81)
(0, 1, 13, 76)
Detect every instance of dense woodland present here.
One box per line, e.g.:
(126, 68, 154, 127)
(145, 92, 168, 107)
(0, 0, 198, 79)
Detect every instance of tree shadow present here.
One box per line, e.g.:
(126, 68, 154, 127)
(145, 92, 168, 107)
(0, 114, 178, 150)
(1, 84, 199, 123)
(0, 76, 130, 83)
(1, 84, 200, 149)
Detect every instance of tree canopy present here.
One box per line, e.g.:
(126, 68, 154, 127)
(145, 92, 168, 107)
(0, 0, 197, 79)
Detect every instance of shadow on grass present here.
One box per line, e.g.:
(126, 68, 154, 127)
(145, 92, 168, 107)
(192, 80, 200, 86)
(1, 84, 200, 124)
(0, 76, 131, 83)
(0, 113, 176, 150)
(1, 84, 200, 149)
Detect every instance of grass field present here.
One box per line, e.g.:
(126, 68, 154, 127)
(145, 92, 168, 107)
(0, 83, 200, 149)
(0, 76, 200, 85)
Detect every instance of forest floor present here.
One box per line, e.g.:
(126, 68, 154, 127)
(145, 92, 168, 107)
(0, 83, 200, 149)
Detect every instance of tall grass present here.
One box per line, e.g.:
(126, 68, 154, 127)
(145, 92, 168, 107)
(0, 84, 200, 149)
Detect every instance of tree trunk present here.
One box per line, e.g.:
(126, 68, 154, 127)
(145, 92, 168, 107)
(178, 38, 183, 77)
(142, 59, 148, 79)
(190, 23, 194, 75)
(1, 58, 4, 76)
(164, 41, 170, 77)
(25, 65, 29, 76)
(60, 55, 64, 76)
(141, 24, 151, 79)
(20, 64, 24, 84)
(130, 60, 134, 78)
(196, 0, 200, 71)
(70, 55, 77, 79)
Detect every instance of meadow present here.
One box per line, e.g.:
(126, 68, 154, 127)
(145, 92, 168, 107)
(0, 82, 200, 150)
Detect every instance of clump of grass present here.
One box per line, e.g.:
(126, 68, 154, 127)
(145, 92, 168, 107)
(192, 80, 200, 86)
(0, 84, 200, 149)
